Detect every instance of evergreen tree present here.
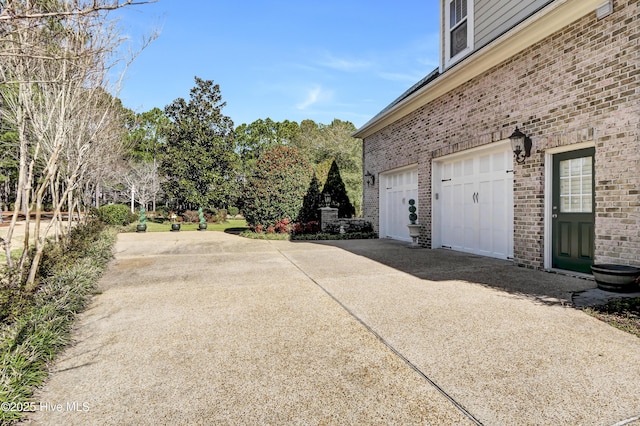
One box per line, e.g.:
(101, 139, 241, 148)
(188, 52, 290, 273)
(160, 77, 237, 211)
(297, 174, 321, 223)
(322, 160, 355, 218)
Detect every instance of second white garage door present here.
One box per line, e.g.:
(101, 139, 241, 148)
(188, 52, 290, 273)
(433, 141, 514, 260)
(380, 165, 418, 242)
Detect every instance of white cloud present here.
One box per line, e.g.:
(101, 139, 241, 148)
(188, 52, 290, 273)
(377, 71, 426, 83)
(296, 86, 333, 110)
(319, 53, 372, 71)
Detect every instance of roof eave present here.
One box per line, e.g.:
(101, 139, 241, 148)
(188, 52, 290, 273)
(353, 0, 602, 139)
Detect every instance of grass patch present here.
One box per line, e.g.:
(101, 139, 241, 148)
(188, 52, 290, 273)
(0, 221, 116, 424)
(584, 297, 640, 338)
(123, 219, 248, 233)
(239, 230, 290, 240)
(0, 249, 24, 266)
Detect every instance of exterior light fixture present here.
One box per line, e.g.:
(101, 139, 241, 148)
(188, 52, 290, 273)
(364, 171, 375, 186)
(324, 193, 332, 207)
(509, 126, 532, 164)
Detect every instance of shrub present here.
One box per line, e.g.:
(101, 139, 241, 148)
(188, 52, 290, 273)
(213, 208, 227, 223)
(154, 206, 169, 219)
(274, 218, 291, 234)
(239, 230, 290, 240)
(297, 175, 321, 223)
(0, 224, 116, 423)
(228, 206, 239, 217)
(324, 219, 373, 234)
(182, 210, 199, 223)
(96, 204, 135, 225)
(38, 219, 106, 279)
(290, 231, 377, 241)
(291, 221, 321, 235)
(322, 160, 355, 218)
(242, 146, 313, 228)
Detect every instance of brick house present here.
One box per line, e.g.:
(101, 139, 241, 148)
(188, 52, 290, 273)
(353, 0, 639, 274)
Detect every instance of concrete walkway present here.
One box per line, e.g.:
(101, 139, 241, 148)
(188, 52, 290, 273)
(24, 232, 640, 425)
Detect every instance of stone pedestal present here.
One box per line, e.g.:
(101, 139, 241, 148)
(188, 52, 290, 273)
(319, 207, 338, 232)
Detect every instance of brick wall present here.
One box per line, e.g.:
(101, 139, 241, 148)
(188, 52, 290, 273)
(363, 0, 639, 268)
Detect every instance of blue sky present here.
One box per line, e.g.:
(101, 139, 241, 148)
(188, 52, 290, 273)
(114, 1, 441, 129)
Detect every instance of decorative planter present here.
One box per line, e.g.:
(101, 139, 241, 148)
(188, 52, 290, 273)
(136, 223, 147, 233)
(407, 199, 421, 248)
(198, 222, 207, 231)
(591, 264, 640, 292)
(407, 224, 421, 248)
(171, 223, 181, 232)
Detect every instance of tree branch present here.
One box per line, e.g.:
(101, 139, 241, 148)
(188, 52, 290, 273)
(0, 1, 157, 21)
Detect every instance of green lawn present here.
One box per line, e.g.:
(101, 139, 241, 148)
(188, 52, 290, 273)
(0, 248, 22, 264)
(136, 218, 248, 233)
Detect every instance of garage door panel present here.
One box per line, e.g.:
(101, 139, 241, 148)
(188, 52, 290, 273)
(450, 184, 464, 250)
(381, 167, 418, 242)
(435, 144, 513, 260)
(463, 182, 477, 250)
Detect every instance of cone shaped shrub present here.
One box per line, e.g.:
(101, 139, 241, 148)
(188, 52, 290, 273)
(322, 160, 355, 218)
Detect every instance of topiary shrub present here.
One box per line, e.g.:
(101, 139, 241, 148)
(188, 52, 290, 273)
(297, 175, 321, 223)
(243, 146, 313, 229)
(96, 204, 135, 226)
(322, 160, 355, 218)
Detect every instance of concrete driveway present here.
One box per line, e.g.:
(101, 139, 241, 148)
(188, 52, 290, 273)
(25, 231, 640, 425)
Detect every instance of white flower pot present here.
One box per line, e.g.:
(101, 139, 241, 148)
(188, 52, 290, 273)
(407, 224, 421, 247)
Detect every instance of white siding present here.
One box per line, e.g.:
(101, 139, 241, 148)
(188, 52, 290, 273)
(474, 0, 553, 49)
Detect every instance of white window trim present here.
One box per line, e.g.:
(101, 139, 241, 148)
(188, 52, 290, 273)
(443, 0, 474, 69)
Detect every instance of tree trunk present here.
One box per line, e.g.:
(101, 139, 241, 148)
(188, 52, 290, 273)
(25, 182, 49, 291)
(130, 183, 135, 213)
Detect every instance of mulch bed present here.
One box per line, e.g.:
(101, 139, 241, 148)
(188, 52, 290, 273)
(585, 297, 640, 338)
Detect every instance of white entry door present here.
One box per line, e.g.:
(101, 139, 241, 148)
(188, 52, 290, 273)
(380, 166, 418, 242)
(434, 142, 513, 259)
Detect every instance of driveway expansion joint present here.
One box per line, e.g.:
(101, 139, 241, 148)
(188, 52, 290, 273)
(270, 242, 484, 426)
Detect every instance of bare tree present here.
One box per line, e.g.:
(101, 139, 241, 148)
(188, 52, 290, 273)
(0, 0, 157, 288)
(0, 1, 153, 21)
(123, 159, 162, 212)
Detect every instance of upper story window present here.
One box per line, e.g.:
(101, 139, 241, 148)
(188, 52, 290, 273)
(450, 0, 468, 56)
(444, 0, 473, 68)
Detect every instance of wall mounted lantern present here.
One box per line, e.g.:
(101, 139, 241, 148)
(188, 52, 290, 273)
(323, 193, 332, 207)
(509, 127, 532, 164)
(364, 171, 375, 186)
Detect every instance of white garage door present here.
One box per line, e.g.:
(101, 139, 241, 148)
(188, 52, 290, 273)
(433, 142, 513, 259)
(380, 166, 418, 242)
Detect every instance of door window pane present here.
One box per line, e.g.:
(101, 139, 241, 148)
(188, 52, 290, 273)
(559, 157, 593, 213)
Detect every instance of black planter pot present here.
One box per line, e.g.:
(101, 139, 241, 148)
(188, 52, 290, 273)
(198, 222, 207, 231)
(591, 264, 640, 292)
(136, 223, 147, 233)
(171, 223, 181, 232)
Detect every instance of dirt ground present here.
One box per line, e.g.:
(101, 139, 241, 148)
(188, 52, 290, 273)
(1, 217, 74, 252)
